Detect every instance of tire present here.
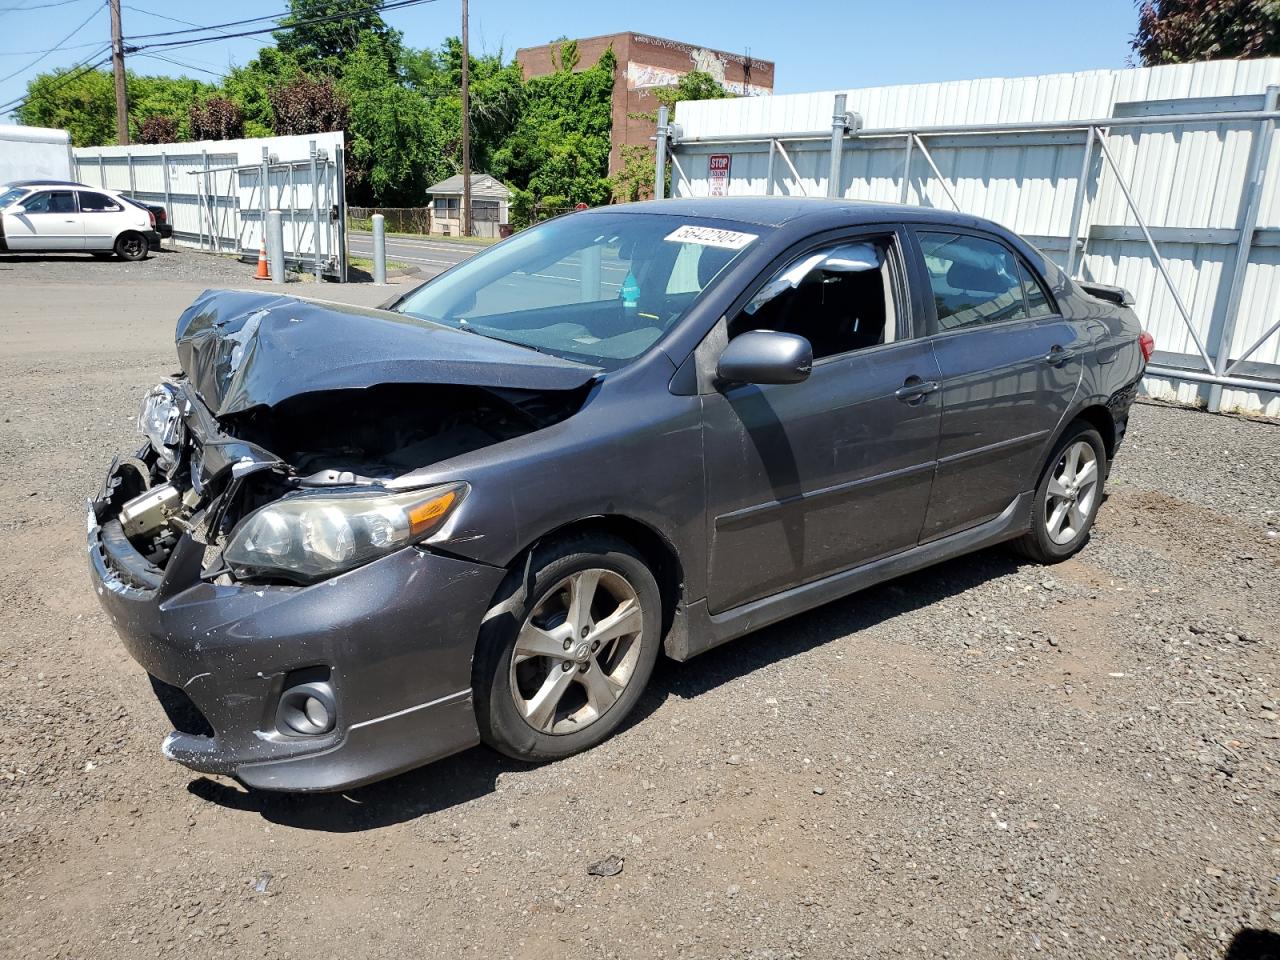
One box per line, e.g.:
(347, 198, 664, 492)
(473, 533, 662, 762)
(114, 232, 148, 262)
(1012, 421, 1107, 564)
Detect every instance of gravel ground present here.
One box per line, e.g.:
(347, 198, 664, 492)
(0, 259, 1277, 960)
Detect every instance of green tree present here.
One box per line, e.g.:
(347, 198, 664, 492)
(491, 48, 616, 207)
(275, 0, 402, 75)
(655, 70, 732, 113)
(339, 36, 449, 204)
(16, 68, 211, 145)
(223, 47, 303, 138)
(1133, 0, 1280, 64)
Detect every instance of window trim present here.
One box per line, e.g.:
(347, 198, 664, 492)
(909, 225, 1062, 338)
(724, 225, 915, 368)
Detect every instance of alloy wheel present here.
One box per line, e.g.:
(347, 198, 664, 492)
(509, 568, 644, 735)
(1044, 439, 1099, 545)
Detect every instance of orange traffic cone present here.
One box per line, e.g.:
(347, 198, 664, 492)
(254, 237, 269, 280)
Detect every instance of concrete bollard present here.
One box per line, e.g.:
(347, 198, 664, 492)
(267, 210, 286, 284)
(372, 213, 387, 285)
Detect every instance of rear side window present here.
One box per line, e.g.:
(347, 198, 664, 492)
(79, 191, 122, 213)
(918, 231, 1029, 331)
(1017, 260, 1056, 318)
(22, 190, 76, 214)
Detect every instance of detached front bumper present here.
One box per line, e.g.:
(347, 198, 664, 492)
(88, 509, 505, 792)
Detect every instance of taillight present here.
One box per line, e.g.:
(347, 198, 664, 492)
(148, 210, 156, 228)
(1139, 331, 1155, 362)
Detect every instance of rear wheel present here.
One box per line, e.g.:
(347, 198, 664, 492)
(114, 232, 148, 262)
(1013, 422, 1107, 564)
(473, 534, 661, 762)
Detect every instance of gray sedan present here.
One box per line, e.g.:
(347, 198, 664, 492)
(87, 198, 1151, 791)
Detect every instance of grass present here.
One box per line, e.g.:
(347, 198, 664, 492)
(348, 255, 412, 273)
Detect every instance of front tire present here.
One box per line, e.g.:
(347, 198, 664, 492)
(114, 232, 148, 262)
(473, 534, 661, 762)
(1013, 422, 1107, 564)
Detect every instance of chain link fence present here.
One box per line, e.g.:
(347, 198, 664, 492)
(347, 206, 433, 235)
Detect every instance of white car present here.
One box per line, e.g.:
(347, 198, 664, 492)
(0, 181, 159, 261)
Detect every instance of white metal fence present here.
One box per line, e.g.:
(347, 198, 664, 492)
(74, 131, 349, 281)
(660, 59, 1280, 416)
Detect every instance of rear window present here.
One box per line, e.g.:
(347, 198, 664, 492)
(918, 231, 1030, 331)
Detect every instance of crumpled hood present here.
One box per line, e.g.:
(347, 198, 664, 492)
(175, 289, 601, 418)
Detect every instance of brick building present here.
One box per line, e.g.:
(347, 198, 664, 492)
(516, 32, 774, 174)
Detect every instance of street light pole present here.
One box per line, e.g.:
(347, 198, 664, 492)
(109, 0, 129, 145)
(460, 0, 471, 237)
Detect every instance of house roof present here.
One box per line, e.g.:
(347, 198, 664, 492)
(426, 173, 512, 199)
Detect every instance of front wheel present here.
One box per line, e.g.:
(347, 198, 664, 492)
(1013, 422, 1107, 564)
(473, 534, 661, 762)
(114, 232, 148, 262)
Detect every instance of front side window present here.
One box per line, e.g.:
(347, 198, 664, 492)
(729, 236, 898, 361)
(919, 231, 1029, 331)
(395, 213, 758, 369)
(79, 191, 122, 213)
(21, 190, 76, 214)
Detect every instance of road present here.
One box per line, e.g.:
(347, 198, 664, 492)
(347, 230, 481, 279)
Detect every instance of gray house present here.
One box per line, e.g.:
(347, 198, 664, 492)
(426, 173, 512, 238)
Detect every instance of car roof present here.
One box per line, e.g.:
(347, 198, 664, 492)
(596, 196, 1007, 235)
(3, 179, 89, 189)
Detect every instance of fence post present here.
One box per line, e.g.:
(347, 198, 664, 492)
(654, 105, 669, 200)
(160, 150, 171, 242)
(267, 209, 285, 284)
(1065, 126, 1095, 277)
(1207, 83, 1279, 411)
(309, 141, 322, 282)
(371, 213, 387, 285)
(827, 93, 847, 199)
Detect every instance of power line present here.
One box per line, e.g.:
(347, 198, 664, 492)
(0, 39, 103, 56)
(0, 0, 92, 12)
(0, 47, 109, 115)
(0, 0, 105, 85)
(135, 51, 224, 79)
(131, 0, 438, 52)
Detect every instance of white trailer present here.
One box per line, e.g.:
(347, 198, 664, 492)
(0, 124, 74, 184)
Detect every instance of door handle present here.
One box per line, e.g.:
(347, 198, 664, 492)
(895, 378, 940, 403)
(1043, 346, 1076, 365)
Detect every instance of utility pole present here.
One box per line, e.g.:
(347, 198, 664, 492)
(460, 0, 471, 238)
(108, 0, 129, 144)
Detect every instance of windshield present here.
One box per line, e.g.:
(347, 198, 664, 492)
(0, 187, 28, 208)
(393, 212, 761, 369)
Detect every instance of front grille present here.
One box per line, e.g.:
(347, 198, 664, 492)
(148, 675, 214, 738)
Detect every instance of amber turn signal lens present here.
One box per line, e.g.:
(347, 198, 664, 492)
(407, 490, 458, 536)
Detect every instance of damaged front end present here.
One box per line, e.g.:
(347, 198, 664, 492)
(86, 289, 597, 791)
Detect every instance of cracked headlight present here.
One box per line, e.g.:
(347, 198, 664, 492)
(223, 482, 467, 582)
(138, 383, 186, 470)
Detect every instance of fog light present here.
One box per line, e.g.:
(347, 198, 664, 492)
(276, 681, 336, 736)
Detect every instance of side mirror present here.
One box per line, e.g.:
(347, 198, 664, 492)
(717, 330, 813, 386)
(6, 204, 25, 215)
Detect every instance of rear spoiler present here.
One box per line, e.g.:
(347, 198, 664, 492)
(1078, 281, 1134, 308)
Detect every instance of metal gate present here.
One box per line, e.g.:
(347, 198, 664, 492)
(656, 85, 1280, 415)
(75, 133, 348, 281)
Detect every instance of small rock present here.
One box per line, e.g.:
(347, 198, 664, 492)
(254, 873, 272, 893)
(587, 855, 624, 878)
(812, 786, 826, 796)
(726, 755, 741, 766)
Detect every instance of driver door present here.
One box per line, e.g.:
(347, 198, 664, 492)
(3, 190, 85, 251)
(701, 228, 943, 614)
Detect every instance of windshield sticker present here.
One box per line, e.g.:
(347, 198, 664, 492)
(664, 225, 758, 250)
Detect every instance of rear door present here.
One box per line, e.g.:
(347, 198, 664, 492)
(77, 190, 126, 250)
(701, 227, 943, 613)
(910, 228, 1085, 541)
(3, 189, 85, 251)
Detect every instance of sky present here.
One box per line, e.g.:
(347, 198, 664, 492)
(0, 0, 1140, 118)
